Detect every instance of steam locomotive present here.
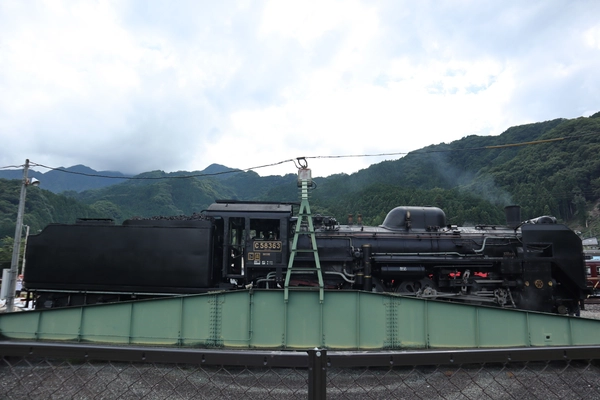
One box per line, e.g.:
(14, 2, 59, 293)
(23, 200, 589, 314)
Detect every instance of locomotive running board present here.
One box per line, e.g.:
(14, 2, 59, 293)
(1, 290, 600, 350)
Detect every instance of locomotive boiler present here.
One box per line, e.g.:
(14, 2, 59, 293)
(23, 200, 589, 315)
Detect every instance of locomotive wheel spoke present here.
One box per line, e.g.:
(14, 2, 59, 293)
(395, 280, 419, 293)
(395, 278, 438, 296)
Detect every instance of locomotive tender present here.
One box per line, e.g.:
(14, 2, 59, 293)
(24, 200, 589, 314)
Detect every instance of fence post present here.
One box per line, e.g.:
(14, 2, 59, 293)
(308, 348, 327, 399)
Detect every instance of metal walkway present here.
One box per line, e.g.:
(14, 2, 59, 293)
(2, 290, 600, 350)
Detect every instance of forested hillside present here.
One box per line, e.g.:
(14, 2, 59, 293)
(68, 170, 233, 219)
(1, 112, 599, 250)
(310, 113, 600, 235)
(0, 179, 102, 238)
(64, 167, 298, 220)
(482, 116, 600, 223)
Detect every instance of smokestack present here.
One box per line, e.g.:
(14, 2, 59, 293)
(504, 205, 521, 229)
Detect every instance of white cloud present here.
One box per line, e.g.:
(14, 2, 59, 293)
(584, 26, 600, 49)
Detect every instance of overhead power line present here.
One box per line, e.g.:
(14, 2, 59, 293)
(295, 132, 596, 160)
(1, 130, 597, 180)
(0, 165, 27, 170)
(483, 137, 567, 149)
(27, 159, 297, 180)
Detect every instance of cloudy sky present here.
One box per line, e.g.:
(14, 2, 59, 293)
(1, 0, 599, 178)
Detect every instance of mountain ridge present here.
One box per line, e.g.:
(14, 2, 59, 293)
(1, 111, 599, 241)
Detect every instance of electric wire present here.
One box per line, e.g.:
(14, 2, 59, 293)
(303, 131, 598, 161)
(25, 159, 297, 180)
(0, 165, 26, 170)
(1, 130, 598, 180)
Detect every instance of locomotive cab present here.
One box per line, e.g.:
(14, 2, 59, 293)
(205, 201, 294, 286)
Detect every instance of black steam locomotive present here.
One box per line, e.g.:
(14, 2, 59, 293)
(23, 200, 589, 314)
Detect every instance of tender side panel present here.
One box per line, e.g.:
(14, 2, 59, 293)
(24, 220, 214, 293)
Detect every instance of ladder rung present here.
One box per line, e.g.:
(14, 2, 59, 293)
(285, 190, 324, 303)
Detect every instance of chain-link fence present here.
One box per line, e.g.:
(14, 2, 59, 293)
(2, 342, 600, 399)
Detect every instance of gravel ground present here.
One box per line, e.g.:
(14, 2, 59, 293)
(581, 301, 600, 319)
(2, 355, 599, 399)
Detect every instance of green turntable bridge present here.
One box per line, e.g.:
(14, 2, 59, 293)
(2, 290, 600, 350)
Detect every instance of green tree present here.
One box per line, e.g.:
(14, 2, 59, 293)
(0, 236, 26, 274)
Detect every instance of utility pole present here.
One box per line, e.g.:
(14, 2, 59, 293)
(20, 225, 30, 280)
(5, 159, 37, 312)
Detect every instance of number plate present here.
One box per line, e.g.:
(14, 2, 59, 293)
(253, 240, 282, 251)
